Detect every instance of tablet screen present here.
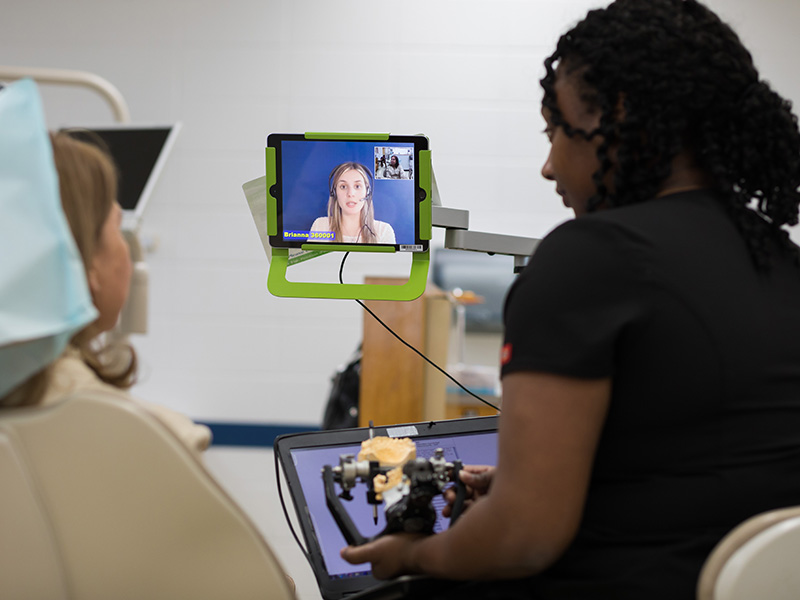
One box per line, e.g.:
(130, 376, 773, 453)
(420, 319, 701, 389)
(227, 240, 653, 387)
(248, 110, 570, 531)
(267, 134, 429, 251)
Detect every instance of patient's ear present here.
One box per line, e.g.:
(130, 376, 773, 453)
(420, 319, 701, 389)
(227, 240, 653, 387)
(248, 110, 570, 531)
(87, 264, 101, 296)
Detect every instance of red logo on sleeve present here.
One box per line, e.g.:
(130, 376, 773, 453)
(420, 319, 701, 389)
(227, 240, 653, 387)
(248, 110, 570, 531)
(501, 343, 512, 366)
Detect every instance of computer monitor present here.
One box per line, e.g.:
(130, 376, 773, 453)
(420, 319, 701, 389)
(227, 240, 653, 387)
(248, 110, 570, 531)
(62, 123, 181, 230)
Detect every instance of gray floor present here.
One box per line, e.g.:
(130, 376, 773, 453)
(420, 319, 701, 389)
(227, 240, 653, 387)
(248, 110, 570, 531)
(204, 446, 323, 600)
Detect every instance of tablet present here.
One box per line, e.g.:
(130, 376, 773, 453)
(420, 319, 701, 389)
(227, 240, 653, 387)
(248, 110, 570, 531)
(267, 133, 429, 252)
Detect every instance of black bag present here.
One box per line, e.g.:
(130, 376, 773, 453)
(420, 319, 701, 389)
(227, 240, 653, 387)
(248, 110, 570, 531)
(321, 348, 361, 430)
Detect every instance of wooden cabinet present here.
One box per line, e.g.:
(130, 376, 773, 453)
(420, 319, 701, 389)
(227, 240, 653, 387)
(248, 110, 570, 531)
(358, 278, 451, 426)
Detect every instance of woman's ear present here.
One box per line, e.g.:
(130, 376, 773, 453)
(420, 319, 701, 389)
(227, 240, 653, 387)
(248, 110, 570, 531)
(87, 262, 101, 296)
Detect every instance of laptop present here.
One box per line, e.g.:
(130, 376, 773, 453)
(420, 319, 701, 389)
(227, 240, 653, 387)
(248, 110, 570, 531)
(274, 415, 499, 600)
(60, 123, 181, 231)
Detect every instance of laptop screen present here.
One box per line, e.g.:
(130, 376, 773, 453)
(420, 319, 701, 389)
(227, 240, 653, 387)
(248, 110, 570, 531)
(275, 416, 499, 599)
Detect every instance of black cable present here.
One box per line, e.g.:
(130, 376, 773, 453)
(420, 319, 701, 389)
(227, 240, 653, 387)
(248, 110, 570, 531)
(339, 252, 500, 412)
(274, 447, 311, 565)
(275, 254, 499, 563)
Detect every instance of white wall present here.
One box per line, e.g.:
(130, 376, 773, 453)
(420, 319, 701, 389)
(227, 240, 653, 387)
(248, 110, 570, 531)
(4, 0, 800, 427)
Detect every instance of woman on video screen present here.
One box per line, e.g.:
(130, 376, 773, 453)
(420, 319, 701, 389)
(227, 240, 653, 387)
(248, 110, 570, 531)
(383, 155, 407, 179)
(310, 162, 396, 244)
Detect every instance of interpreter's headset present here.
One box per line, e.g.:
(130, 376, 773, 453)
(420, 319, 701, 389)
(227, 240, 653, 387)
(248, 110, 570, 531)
(328, 162, 373, 205)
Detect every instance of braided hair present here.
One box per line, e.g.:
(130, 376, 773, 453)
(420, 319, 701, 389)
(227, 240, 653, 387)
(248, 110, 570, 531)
(541, 0, 800, 269)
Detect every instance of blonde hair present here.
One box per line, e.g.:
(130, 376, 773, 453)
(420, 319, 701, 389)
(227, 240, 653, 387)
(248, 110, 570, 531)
(54, 132, 137, 387)
(1, 133, 136, 408)
(52, 132, 116, 273)
(326, 162, 378, 243)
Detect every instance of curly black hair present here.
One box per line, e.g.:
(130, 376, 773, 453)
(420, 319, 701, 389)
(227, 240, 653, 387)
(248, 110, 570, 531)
(541, 0, 800, 269)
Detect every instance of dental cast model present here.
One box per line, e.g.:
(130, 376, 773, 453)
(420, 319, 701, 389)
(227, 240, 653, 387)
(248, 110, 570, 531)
(358, 437, 416, 495)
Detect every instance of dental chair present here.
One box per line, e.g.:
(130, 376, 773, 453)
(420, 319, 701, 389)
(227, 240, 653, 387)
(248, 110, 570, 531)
(0, 389, 296, 600)
(696, 506, 800, 600)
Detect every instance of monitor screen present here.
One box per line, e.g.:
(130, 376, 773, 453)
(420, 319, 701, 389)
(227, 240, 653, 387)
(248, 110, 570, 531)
(62, 123, 181, 229)
(267, 134, 429, 251)
(275, 416, 498, 599)
(281, 425, 498, 580)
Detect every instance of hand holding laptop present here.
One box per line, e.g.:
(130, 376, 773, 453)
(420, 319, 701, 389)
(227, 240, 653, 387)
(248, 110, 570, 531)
(340, 532, 425, 580)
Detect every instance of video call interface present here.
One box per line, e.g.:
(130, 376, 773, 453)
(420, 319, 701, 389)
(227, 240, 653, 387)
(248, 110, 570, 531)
(277, 139, 418, 247)
(290, 431, 498, 579)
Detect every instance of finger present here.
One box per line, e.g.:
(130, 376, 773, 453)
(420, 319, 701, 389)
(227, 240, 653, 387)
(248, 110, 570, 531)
(442, 485, 471, 509)
(459, 470, 480, 485)
(463, 464, 493, 474)
(340, 544, 371, 565)
(460, 469, 491, 489)
(443, 498, 473, 518)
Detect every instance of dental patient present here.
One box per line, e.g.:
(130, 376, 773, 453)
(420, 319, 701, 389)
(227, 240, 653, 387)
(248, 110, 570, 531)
(0, 95, 208, 452)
